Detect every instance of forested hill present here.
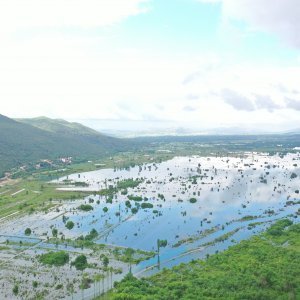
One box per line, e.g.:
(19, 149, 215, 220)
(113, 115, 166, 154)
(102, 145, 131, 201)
(16, 116, 103, 137)
(0, 114, 127, 178)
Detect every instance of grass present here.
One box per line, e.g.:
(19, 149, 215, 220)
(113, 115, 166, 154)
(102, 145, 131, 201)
(0, 179, 91, 219)
(0, 150, 176, 219)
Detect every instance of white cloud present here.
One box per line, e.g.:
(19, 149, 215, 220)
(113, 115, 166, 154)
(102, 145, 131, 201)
(222, 89, 255, 111)
(1, 0, 300, 132)
(179, 60, 300, 129)
(198, 0, 300, 48)
(0, 0, 148, 35)
(285, 98, 300, 111)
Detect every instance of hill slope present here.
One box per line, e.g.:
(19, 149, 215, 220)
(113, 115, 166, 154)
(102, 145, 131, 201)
(108, 219, 300, 299)
(0, 115, 126, 177)
(16, 116, 102, 136)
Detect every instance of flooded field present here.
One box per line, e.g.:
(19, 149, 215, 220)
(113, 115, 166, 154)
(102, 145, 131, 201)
(0, 152, 300, 299)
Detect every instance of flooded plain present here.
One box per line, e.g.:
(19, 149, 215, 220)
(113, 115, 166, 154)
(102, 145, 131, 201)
(1, 152, 300, 299)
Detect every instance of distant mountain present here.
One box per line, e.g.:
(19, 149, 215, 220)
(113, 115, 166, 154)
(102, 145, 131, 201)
(0, 115, 127, 178)
(16, 117, 102, 137)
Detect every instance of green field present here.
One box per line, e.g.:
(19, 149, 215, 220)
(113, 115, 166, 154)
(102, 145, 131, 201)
(0, 151, 175, 219)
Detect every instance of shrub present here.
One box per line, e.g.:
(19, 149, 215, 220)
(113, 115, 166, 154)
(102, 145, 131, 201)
(72, 255, 88, 271)
(141, 202, 154, 209)
(24, 228, 31, 236)
(12, 285, 19, 296)
(189, 198, 197, 203)
(78, 204, 93, 211)
(39, 251, 69, 266)
(65, 221, 74, 230)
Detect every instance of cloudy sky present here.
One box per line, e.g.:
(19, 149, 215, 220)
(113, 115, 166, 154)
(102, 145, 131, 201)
(1, 0, 300, 132)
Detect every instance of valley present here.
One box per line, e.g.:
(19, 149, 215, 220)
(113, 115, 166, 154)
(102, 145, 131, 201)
(0, 150, 299, 299)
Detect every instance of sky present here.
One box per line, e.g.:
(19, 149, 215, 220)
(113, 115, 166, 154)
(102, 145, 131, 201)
(1, 0, 300, 133)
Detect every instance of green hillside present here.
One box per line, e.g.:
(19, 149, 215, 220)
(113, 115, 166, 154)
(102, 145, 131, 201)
(16, 116, 101, 136)
(107, 219, 300, 300)
(0, 115, 127, 177)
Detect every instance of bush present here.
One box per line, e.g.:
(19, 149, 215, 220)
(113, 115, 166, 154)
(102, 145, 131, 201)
(131, 207, 138, 214)
(189, 198, 197, 203)
(141, 202, 153, 209)
(72, 254, 88, 271)
(78, 204, 93, 211)
(267, 219, 293, 236)
(24, 228, 31, 236)
(52, 228, 58, 237)
(128, 195, 143, 201)
(12, 285, 19, 296)
(65, 221, 74, 230)
(290, 172, 297, 179)
(85, 229, 98, 241)
(39, 251, 69, 266)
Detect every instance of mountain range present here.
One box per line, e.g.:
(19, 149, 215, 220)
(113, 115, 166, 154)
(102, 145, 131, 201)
(0, 115, 127, 178)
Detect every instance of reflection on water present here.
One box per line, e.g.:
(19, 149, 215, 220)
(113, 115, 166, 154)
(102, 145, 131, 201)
(2, 153, 300, 275)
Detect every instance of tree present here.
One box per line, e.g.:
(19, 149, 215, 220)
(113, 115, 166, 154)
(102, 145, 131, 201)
(39, 251, 69, 266)
(124, 248, 134, 274)
(24, 228, 31, 236)
(102, 255, 109, 269)
(72, 254, 88, 271)
(52, 228, 58, 237)
(65, 220, 74, 230)
(157, 239, 167, 269)
(12, 285, 19, 296)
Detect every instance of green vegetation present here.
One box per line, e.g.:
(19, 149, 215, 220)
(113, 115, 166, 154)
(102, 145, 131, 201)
(128, 195, 143, 201)
(0, 178, 93, 219)
(239, 215, 257, 221)
(157, 239, 167, 248)
(12, 284, 19, 296)
(201, 228, 240, 247)
(117, 179, 143, 190)
(113, 247, 155, 264)
(84, 228, 98, 241)
(141, 202, 154, 209)
(290, 172, 297, 179)
(131, 207, 138, 214)
(39, 251, 69, 266)
(78, 204, 93, 211)
(0, 114, 127, 178)
(24, 227, 32, 236)
(107, 219, 300, 299)
(65, 220, 74, 230)
(101, 255, 109, 268)
(2, 122, 299, 220)
(52, 228, 58, 237)
(266, 218, 293, 236)
(189, 198, 197, 203)
(173, 226, 219, 248)
(71, 254, 88, 271)
(74, 181, 89, 187)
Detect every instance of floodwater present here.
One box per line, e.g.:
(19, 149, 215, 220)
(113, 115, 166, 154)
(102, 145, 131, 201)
(2, 153, 299, 300)
(2, 153, 300, 278)
(54, 153, 300, 273)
